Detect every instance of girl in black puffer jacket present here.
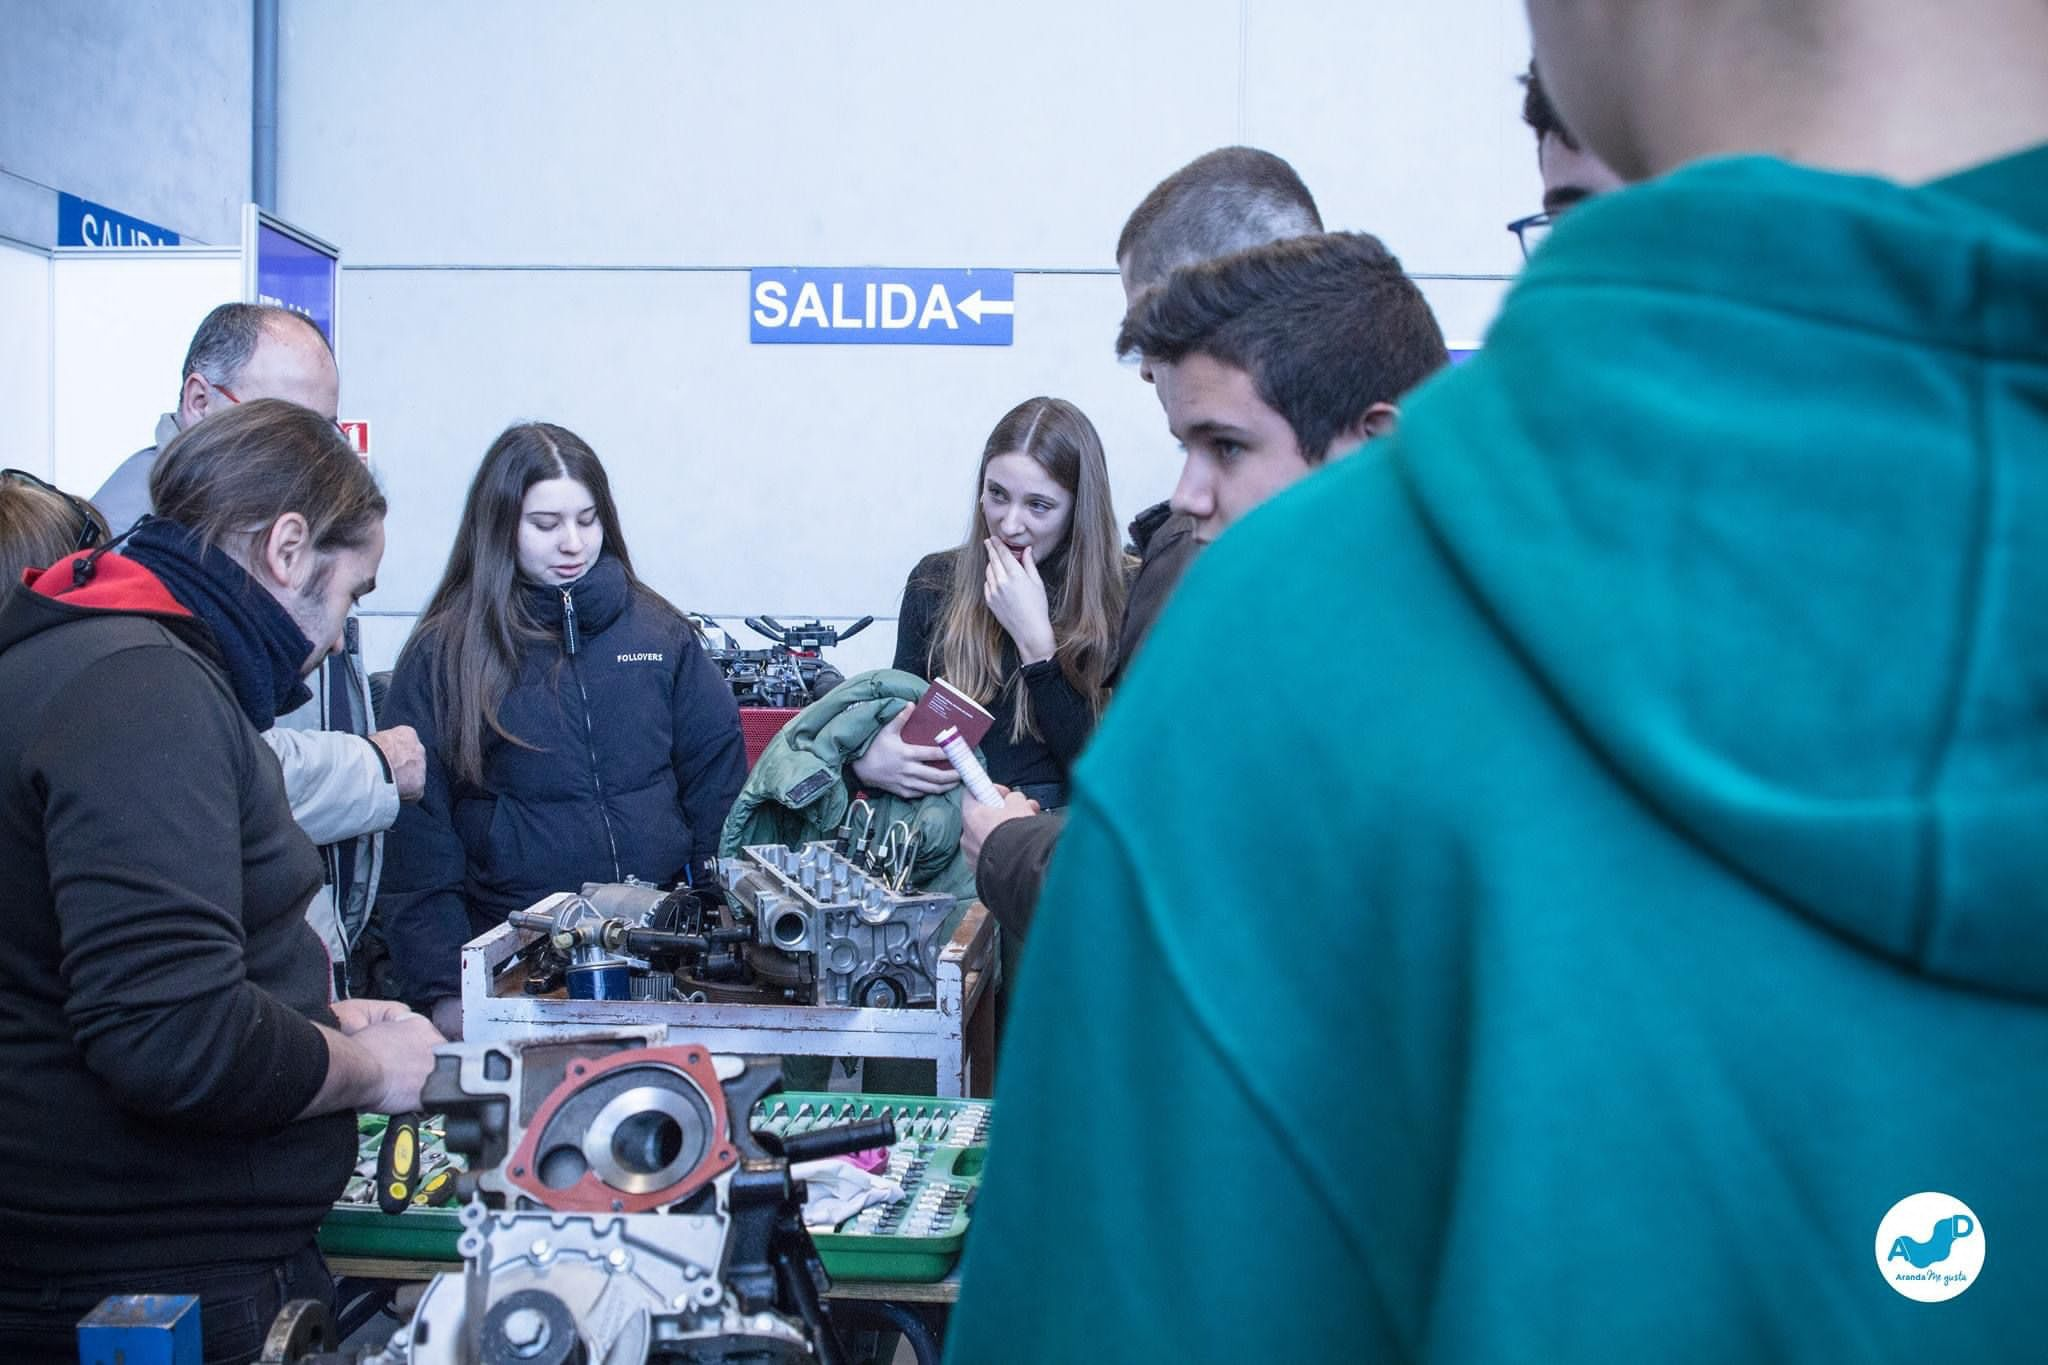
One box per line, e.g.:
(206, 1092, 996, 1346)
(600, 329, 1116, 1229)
(377, 423, 745, 1033)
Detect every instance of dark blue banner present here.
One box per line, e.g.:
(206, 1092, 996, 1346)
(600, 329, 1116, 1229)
(57, 192, 179, 247)
(254, 220, 337, 345)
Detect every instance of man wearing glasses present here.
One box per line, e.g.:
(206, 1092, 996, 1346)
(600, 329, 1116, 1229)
(1508, 60, 1625, 257)
(94, 303, 343, 535)
(94, 302, 425, 1001)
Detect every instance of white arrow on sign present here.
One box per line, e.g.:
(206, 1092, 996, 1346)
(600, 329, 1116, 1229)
(956, 290, 1015, 325)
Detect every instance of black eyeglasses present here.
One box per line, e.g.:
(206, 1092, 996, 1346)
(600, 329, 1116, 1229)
(1507, 211, 1554, 259)
(1, 469, 106, 552)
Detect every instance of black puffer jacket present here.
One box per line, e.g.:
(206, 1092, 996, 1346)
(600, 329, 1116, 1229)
(378, 557, 746, 1006)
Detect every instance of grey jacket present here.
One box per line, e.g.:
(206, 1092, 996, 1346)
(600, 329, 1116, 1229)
(272, 619, 396, 994)
(90, 412, 178, 537)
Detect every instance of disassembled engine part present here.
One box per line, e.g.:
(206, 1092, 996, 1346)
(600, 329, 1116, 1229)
(720, 842, 956, 1008)
(271, 1031, 891, 1364)
(509, 881, 749, 1003)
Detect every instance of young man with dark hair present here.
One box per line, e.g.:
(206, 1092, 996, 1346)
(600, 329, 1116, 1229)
(961, 148, 1330, 923)
(1116, 230, 1448, 544)
(968, 235, 1446, 932)
(1111, 144, 1327, 660)
(951, 0, 2048, 1356)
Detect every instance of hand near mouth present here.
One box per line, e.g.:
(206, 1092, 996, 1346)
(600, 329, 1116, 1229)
(984, 537, 1056, 665)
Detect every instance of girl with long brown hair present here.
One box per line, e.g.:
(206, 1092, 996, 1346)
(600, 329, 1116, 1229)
(861, 397, 1126, 809)
(377, 422, 745, 1036)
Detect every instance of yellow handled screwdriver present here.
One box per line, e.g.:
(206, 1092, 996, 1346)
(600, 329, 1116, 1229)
(376, 1111, 424, 1214)
(412, 1161, 458, 1208)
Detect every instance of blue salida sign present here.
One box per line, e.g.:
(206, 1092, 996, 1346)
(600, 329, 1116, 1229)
(750, 268, 1014, 346)
(58, 192, 180, 247)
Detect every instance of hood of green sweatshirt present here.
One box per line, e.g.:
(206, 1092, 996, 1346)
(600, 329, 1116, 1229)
(1399, 145, 2048, 1001)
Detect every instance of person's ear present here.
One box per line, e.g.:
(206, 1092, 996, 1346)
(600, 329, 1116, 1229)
(1326, 402, 1401, 461)
(179, 373, 212, 426)
(259, 512, 313, 589)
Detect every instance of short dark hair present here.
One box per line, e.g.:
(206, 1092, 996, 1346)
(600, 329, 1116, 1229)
(1115, 147, 1322, 292)
(150, 398, 385, 560)
(1520, 61, 1581, 152)
(1116, 232, 1449, 463)
(178, 302, 332, 404)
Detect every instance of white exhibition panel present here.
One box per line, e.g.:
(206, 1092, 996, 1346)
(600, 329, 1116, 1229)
(50, 248, 242, 498)
(0, 242, 53, 479)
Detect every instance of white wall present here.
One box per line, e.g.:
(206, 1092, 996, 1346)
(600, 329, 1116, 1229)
(275, 0, 1540, 672)
(0, 241, 53, 478)
(0, 0, 252, 247)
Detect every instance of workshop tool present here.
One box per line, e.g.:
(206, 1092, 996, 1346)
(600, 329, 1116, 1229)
(374, 1111, 424, 1214)
(753, 1092, 993, 1282)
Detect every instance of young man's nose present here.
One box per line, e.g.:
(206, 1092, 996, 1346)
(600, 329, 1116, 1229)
(1169, 457, 1214, 522)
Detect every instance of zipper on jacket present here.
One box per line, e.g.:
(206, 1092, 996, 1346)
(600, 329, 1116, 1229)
(565, 588, 622, 879)
(561, 587, 581, 656)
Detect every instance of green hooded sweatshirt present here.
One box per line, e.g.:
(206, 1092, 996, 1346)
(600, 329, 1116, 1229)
(948, 145, 2048, 1362)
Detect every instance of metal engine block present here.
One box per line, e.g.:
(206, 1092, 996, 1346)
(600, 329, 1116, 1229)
(720, 843, 956, 1009)
(298, 1030, 890, 1365)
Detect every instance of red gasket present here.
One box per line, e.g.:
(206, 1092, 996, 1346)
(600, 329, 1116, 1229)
(503, 1045, 738, 1213)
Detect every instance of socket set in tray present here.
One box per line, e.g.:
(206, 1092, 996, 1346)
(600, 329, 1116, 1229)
(754, 1091, 992, 1282)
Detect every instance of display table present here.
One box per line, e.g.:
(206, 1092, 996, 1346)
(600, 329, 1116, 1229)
(459, 902, 1001, 1098)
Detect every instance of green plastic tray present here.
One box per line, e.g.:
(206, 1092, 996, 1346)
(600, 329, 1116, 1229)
(317, 1093, 993, 1283)
(761, 1091, 992, 1283)
(320, 1201, 463, 1261)
(319, 1115, 464, 1261)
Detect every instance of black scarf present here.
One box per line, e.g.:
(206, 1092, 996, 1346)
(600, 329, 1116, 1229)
(122, 517, 314, 729)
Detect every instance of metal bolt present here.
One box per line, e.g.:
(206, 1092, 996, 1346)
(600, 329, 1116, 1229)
(502, 1307, 550, 1357)
(608, 1248, 629, 1268)
(530, 1239, 551, 1258)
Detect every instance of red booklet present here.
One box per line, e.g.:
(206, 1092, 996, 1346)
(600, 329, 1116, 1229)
(900, 677, 995, 749)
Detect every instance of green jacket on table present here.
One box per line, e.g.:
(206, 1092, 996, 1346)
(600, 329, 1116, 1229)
(947, 145, 2048, 1362)
(720, 667, 977, 904)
